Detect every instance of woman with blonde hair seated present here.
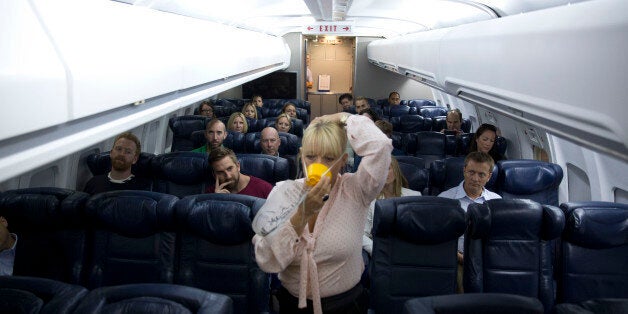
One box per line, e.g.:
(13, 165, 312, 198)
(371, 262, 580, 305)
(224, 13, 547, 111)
(253, 112, 392, 314)
(275, 113, 292, 133)
(227, 112, 248, 133)
(362, 156, 421, 256)
(242, 102, 258, 119)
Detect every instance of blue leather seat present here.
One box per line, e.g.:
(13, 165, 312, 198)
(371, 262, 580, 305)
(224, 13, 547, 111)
(391, 115, 432, 133)
(402, 293, 544, 314)
(236, 154, 289, 185)
(414, 131, 447, 167)
(407, 99, 436, 109)
(0, 187, 90, 284)
(74, 283, 233, 314)
(557, 201, 628, 303)
(370, 196, 465, 314)
(83, 190, 179, 289)
(169, 116, 209, 152)
(152, 152, 211, 198)
(86, 151, 155, 178)
(0, 276, 88, 314)
(429, 157, 498, 195)
(174, 194, 267, 314)
(397, 162, 429, 194)
(464, 199, 565, 312)
(389, 105, 416, 118)
(245, 117, 264, 133)
(419, 106, 448, 118)
(496, 160, 564, 206)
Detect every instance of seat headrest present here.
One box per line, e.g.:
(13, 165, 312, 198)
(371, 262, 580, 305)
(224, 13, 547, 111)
(498, 160, 563, 194)
(278, 132, 300, 155)
(176, 194, 263, 245)
(224, 131, 246, 154)
(85, 191, 178, 237)
(416, 131, 446, 155)
(392, 115, 431, 133)
(0, 188, 89, 228)
(237, 154, 289, 185)
(373, 196, 465, 244)
(564, 207, 628, 248)
(152, 152, 209, 184)
(86, 152, 155, 177)
(168, 116, 208, 137)
(398, 163, 428, 192)
(468, 199, 552, 240)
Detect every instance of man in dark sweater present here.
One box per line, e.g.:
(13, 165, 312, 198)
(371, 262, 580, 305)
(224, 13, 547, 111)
(206, 147, 272, 199)
(83, 132, 152, 195)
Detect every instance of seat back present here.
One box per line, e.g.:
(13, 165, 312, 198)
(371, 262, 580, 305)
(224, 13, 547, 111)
(73, 283, 233, 314)
(407, 99, 436, 109)
(558, 201, 628, 303)
(429, 157, 498, 195)
(464, 199, 565, 312)
(169, 116, 209, 152)
(391, 115, 432, 133)
(431, 116, 471, 133)
(419, 106, 448, 118)
(402, 293, 544, 314)
(389, 105, 415, 118)
(414, 131, 447, 167)
(237, 154, 289, 185)
(497, 160, 564, 206)
(0, 276, 88, 314)
(175, 194, 267, 314)
(0, 188, 90, 284)
(86, 151, 155, 178)
(370, 196, 465, 314)
(83, 191, 179, 289)
(152, 152, 210, 198)
(397, 163, 429, 193)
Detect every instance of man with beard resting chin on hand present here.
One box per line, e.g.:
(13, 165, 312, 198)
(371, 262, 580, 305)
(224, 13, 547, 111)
(205, 147, 272, 199)
(83, 132, 153, 195)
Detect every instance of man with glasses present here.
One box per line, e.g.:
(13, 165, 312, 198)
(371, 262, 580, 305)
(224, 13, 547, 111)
(197, 100, 215, 118)
(438, 151, 500, 292)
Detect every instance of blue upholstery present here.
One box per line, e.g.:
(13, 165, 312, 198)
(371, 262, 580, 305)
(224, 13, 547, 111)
(169, 116, 209, 152)
(407, 99, 436, 108)
(398, 162, 429, 193)
(431, 116, 471, 133)
(429, 157, 498, 195)
(391, 132, 404, 151)
(494, 136, 508, 156)
(389, 105, 416, 117)
(84, 191, 179, 289)
(497, 160, 563, 206)
(152, 152, 210, 198)
(414, 131, 447, 167)
(236, 154, 290, 185)
(557, 202, 628, 303)
(74, 284, 233, 314)
(419, 106, 448, 118)
(174, 194, 267, 314)
(0, 276, 88, 314)
(452, 133, 473, 156)
(391, 115, 432, 133)
(554, 299, 628, 314)
(245, 117, 264, 133)
(395, 156, 426, 170)
(402, 293, 544, 314)
(0, 187, 90, 284)
(86, 151, 155, 178)
(370, 196, 465, 314)
(464, 199, 565, 312)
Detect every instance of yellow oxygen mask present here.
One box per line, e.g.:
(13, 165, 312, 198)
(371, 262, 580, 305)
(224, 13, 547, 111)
(305, 163, 332, 187)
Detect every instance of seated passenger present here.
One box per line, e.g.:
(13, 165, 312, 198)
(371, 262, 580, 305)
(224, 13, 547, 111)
(441, 109, 463, 136)
(363, 157, 421, 256)
(261, 127, 281, 157)
(83, 132, 152, 195)
(251, 94, 264, 108)
(353, 119, 405, 172)
(242, 102, 258, 119)
(360, 108, 380, 122)
(388, 91, 401, 106)
(206, 147, 272, 199)
(282, 102, 298, 119)
(197, 100, 215, 119)
(192, 119, 227, 154)
(339, 93, 355, 113)
(355, 96, 370, 114)
(0, 216, 17, 276)
(438, 152, 500, 291)
(469, 123, 505, 162)
(276, 113, 292, 134)
(227, 112, 248, 134)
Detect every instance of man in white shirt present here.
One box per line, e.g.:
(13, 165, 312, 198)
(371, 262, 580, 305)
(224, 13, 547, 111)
(0, 216, 17, 276)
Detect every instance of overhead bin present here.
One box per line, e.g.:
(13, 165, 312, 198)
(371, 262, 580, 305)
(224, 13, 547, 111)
(0, 0, 290, 142)
(367, 0, 628, 162)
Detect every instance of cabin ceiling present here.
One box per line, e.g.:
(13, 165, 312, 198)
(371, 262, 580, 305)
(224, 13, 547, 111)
(115, 0, 590, 37)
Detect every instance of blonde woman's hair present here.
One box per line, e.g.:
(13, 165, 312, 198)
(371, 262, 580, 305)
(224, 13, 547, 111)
(300, 118, 347, 165)
(242, 102, 258, 119)
(276, 113, 293, 130)
(381, 156, 408, 198)
(227, 112, 248, 133)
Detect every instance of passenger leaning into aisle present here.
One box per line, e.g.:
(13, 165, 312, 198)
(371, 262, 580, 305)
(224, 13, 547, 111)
(253, 112, 392, 314)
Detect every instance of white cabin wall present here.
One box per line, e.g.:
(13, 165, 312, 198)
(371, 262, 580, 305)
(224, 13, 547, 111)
(283, 32, 306, 101)
(354, 37, 433, 100)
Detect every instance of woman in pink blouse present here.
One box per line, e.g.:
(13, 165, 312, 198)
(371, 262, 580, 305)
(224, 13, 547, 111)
(253, 112, 392, 314)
